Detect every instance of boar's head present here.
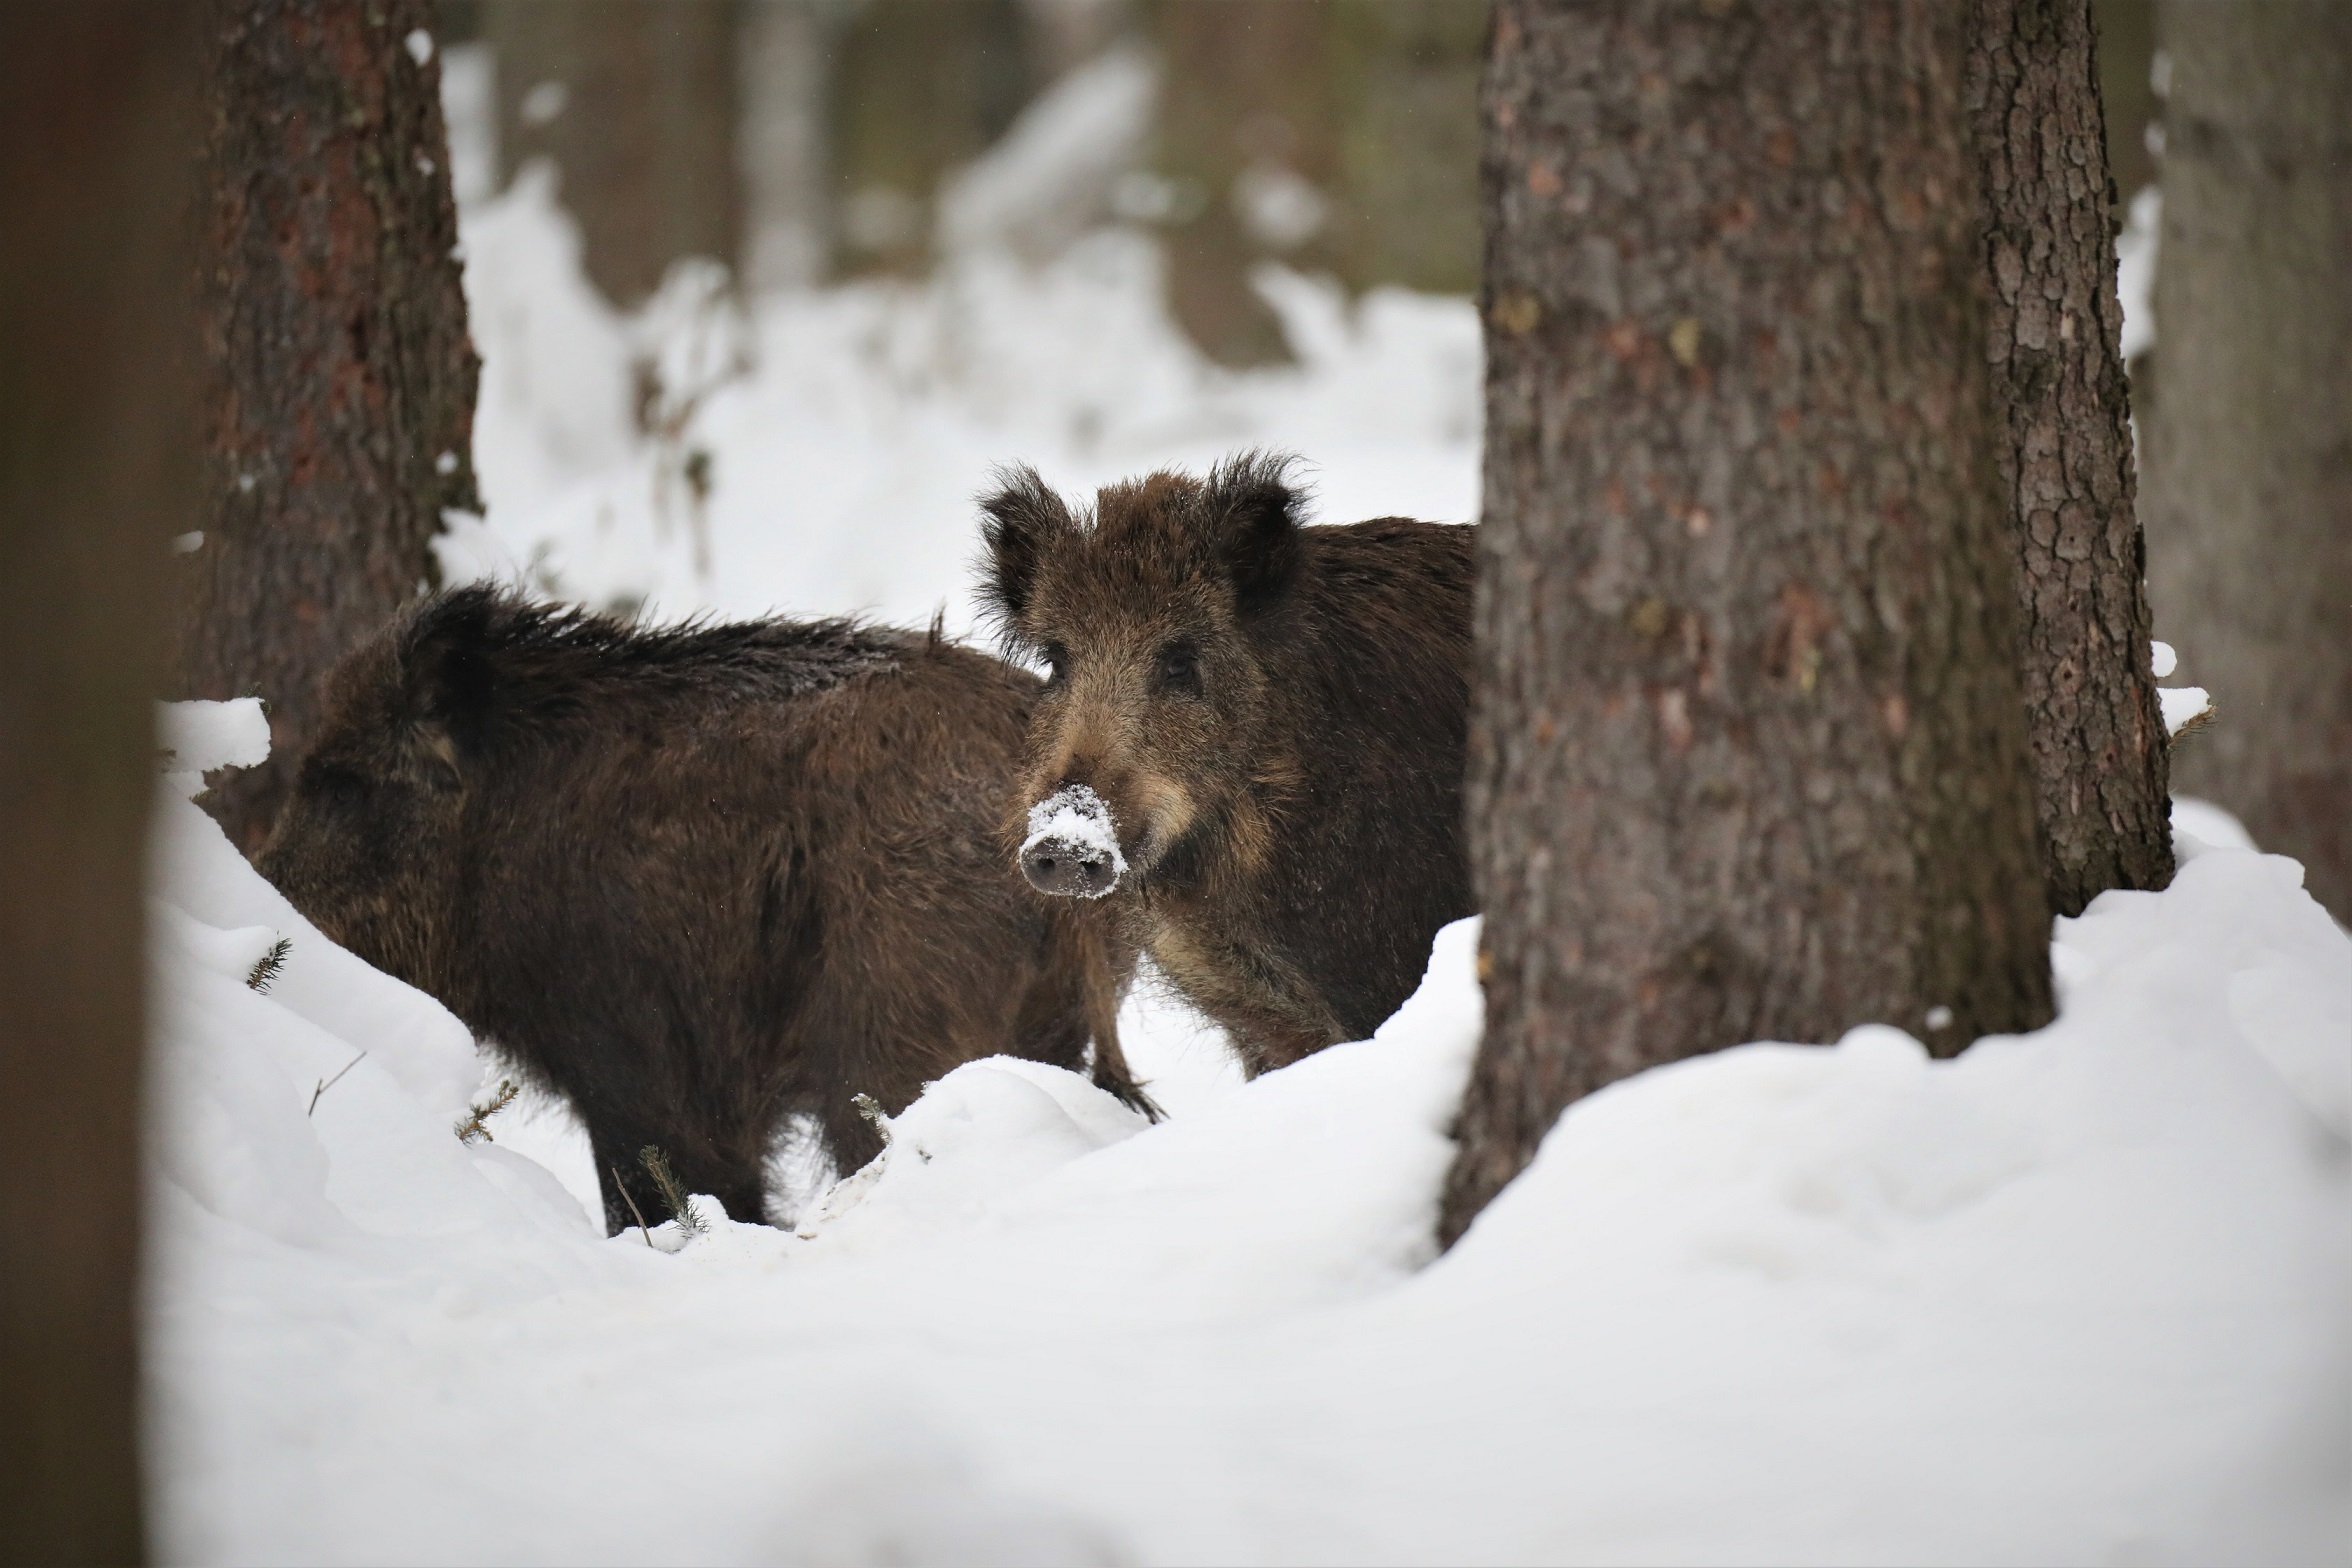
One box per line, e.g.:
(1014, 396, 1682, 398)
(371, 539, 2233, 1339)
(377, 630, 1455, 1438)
(256, 590, 497, 992)
(979, 451, 1306, 899)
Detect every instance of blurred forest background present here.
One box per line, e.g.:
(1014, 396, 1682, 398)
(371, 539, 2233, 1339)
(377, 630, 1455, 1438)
(431, 0, 2153, 355)
(444, 0, 1489, 361)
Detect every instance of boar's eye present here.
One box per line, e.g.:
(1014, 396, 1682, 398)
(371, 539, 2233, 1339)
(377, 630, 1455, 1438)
(1154, 640, 1202, 698)
(1041, 642, 1069, 689)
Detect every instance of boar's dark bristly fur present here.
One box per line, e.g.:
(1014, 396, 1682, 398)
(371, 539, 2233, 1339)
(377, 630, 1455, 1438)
(979, 452, 1474, 1073)
(259, 585, 1146, 1235)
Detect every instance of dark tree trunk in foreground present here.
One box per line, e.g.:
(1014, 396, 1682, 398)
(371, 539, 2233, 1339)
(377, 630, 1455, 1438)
(1443, 1, 2054, 1244)
(2143, 2, 2352, 920)
(487, 0, 743, 306)
(182, 0, 482, 854)
(0, 9, 192, 1561)
(1966, 0, 2171, 917)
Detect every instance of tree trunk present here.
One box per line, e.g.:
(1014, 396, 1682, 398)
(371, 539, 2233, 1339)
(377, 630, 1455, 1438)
(1443, 0, 2054, 1245)
(1966, 0, 2172, 918)
(181, 0, 483, 855)
(1326, 1, 1487, 299)
(486, 0, 744, 308)
(1150, 0, 1335, 366)
(2142, 2, 2352, 920)
(738, 0, 837, 293)
(0, 9, 193, 1562)
(1150, 2, 1488, 361)
(828, 0, 1034, 276)
(2092, 0, 2156, 204)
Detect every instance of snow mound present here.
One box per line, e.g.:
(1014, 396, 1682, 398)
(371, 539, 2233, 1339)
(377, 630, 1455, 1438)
(2161, 683, 2214, 737)
(796, 1056, 1152, 1250)
(157, 697, 270, 777)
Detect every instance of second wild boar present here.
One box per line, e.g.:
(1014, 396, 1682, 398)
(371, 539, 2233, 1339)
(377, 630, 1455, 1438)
(979, 452, 1474, 1073)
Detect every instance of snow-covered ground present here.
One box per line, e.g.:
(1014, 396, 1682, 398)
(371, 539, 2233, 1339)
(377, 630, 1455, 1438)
(150, 697, 2351, 1566)
(145, 60, 2348, 1567)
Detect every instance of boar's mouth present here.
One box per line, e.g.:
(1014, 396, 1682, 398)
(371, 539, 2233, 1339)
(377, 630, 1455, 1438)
(1019, 784, 1128, 899)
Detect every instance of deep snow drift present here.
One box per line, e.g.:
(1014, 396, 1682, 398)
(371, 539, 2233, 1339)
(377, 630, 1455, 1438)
(150, 703, 2350, 1566)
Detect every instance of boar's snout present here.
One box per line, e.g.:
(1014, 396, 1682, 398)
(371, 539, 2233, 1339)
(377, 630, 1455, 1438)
(1018, 783, 1126, 899)
(1021, 837, 1118, 898)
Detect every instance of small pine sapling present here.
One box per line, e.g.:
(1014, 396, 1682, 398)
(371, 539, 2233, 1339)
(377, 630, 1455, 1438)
(245, 936, 292, 993)
(452, 1078, 519, 1145)
(638, 1144, 708, 1239)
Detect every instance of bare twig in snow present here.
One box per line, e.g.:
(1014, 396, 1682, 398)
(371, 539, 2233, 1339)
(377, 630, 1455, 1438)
(611, 1166, 655, 1247)
(306, 1049, 367, 1116)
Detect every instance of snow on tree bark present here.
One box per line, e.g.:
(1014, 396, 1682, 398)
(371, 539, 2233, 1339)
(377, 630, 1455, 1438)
(1966, 0, 2172, 918)
(180, 0, 482, 854)
(2142, 2, 2352, 921)
(0, 8, 193, 1559)
(1443, 0, 2055, 1244)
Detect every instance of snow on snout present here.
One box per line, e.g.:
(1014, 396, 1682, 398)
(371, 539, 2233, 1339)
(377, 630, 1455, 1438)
(1020, 784, 1127, 893)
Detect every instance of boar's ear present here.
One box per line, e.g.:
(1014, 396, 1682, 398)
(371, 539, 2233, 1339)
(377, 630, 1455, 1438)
(1205, 450, 1305, 619)
(394, 586, 500, 790)
(977, 465, 1074, 629)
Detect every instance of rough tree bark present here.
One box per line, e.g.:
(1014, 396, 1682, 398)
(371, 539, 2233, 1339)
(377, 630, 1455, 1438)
(0, 9, 193, 1562)
(1966, 0, 2171, 917)
(2142, 2, 2352, 920)
(1443, 1, 2054, 1244)
(181, 0, 483, 854)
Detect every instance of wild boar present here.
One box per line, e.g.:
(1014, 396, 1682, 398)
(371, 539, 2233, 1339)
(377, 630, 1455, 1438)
(259, 585, 1144, 1234)
(979, 452, 1474, 1073)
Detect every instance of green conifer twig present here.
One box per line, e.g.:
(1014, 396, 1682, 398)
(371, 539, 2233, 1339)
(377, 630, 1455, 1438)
(638, 1144, 707, 1238)
(246, 937, 292, 993)
(453, 1079, 520, 1144)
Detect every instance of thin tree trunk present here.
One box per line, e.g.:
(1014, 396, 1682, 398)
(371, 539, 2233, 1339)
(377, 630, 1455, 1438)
(0, 9, 193, 1562)
(487, 0, 744, 308)
(2091, 0, 2156, 205)
(1151, 0, 1333, 366)
(181, 0, 483, 855)
(1326, 1, 1487, 299)
(824, 0, 1033, 277)
(1966, 0, 2171, 918)
(2142, 2, 2352, 919)
(738, 0, 837, 293)
(1443, 0, 2054, 1245)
